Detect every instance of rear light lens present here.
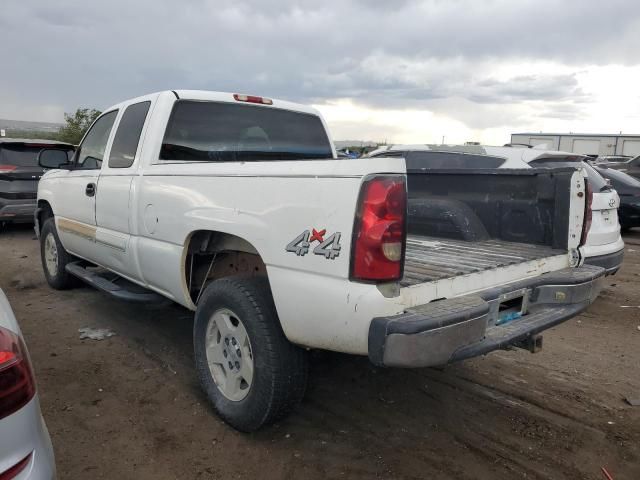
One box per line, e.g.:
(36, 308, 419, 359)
(0, 452, 32, 480)
(0, 166, 17, 173)
(0, 327, 35, 421)
(233, 94, 273, 105)
(351, 175, 407, 281)
(580, 181, 593, 246)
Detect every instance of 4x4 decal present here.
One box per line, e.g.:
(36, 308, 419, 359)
(286, 228, 341, 259)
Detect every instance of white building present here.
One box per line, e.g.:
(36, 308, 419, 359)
(510, 133, 640, 157)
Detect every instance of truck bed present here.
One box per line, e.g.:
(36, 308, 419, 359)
(401, 235, 565, 287)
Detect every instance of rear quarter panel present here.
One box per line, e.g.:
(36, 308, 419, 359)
(0, 288, 20, 335)
(135, 158, 407, 354)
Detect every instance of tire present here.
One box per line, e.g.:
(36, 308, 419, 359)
(194, 276, 308, 432)
(40, 218, 76, 290)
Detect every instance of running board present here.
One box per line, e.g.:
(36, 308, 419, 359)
(65, 262, 165, 303)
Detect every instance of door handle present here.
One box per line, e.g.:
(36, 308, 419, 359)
(85, 183, 96, 197)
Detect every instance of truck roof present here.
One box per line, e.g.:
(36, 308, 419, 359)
(105, 90, 323, 118)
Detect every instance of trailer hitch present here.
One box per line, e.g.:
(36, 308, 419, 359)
(513, 334, 543, 354)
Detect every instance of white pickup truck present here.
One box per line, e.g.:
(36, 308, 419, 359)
(35, 90, 604, 431)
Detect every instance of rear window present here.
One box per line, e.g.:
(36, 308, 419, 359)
(160, 100, 333, 162)
(598, 167, 640, 188)
(0, 145, 70, 167)
(601, 156, 631, 163)
(406, 151, 506, 169)
(529, 159, 609, 191)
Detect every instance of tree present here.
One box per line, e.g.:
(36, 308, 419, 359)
(57, 108, 102, 144)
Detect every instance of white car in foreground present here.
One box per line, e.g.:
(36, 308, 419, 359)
(369, 144, 624, 274)
(0, 289, 55, 479)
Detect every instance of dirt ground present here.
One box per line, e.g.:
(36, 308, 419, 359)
(0, 224, 639, 480)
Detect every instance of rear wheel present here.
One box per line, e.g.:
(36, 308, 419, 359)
(194, 277, 308, 432)
(40, 218, 75, 290)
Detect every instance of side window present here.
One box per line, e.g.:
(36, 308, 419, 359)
(75, 110, 118, 170)
(108, 101, 151, 168)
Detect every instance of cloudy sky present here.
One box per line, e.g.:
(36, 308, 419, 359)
(2, 0, 639, 144)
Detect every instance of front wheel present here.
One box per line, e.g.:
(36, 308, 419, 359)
(194, 277, 308, 432)
(40, 218, 76, 290)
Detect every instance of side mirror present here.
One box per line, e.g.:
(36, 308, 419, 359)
(38, 149, 71, 169)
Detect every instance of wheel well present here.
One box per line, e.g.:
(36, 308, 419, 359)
(184, 231, 267, 305)
(37, 201, 54, 234)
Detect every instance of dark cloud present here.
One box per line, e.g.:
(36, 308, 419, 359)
(469, 74, 586, 104)
(0, 0, 638, 127)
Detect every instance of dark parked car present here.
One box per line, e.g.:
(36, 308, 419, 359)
(0, 139, 74, 229)
(595, 155, 632, 164)
(594, 165, 640, 231)
(599, 154, 640, 180)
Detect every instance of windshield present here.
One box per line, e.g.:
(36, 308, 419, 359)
(0, 144, 74, 167)
(528, 159, 609, 191)
(160, 101, 333, 162)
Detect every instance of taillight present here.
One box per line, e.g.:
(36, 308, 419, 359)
(351, 175, 407, 281)
(0, 166, 17, 173)
(0, 452, 32, 480)
(233, 94, 273, 105)
(580, 181, 593, 246)
(0, 327, 35, 420)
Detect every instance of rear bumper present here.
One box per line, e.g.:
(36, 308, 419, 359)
(368, 265, 605, 368)
(0, 198, 36, 223)
(584, 248, 624, 275)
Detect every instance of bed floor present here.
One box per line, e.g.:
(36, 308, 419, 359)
(401, 235, 566, 287)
